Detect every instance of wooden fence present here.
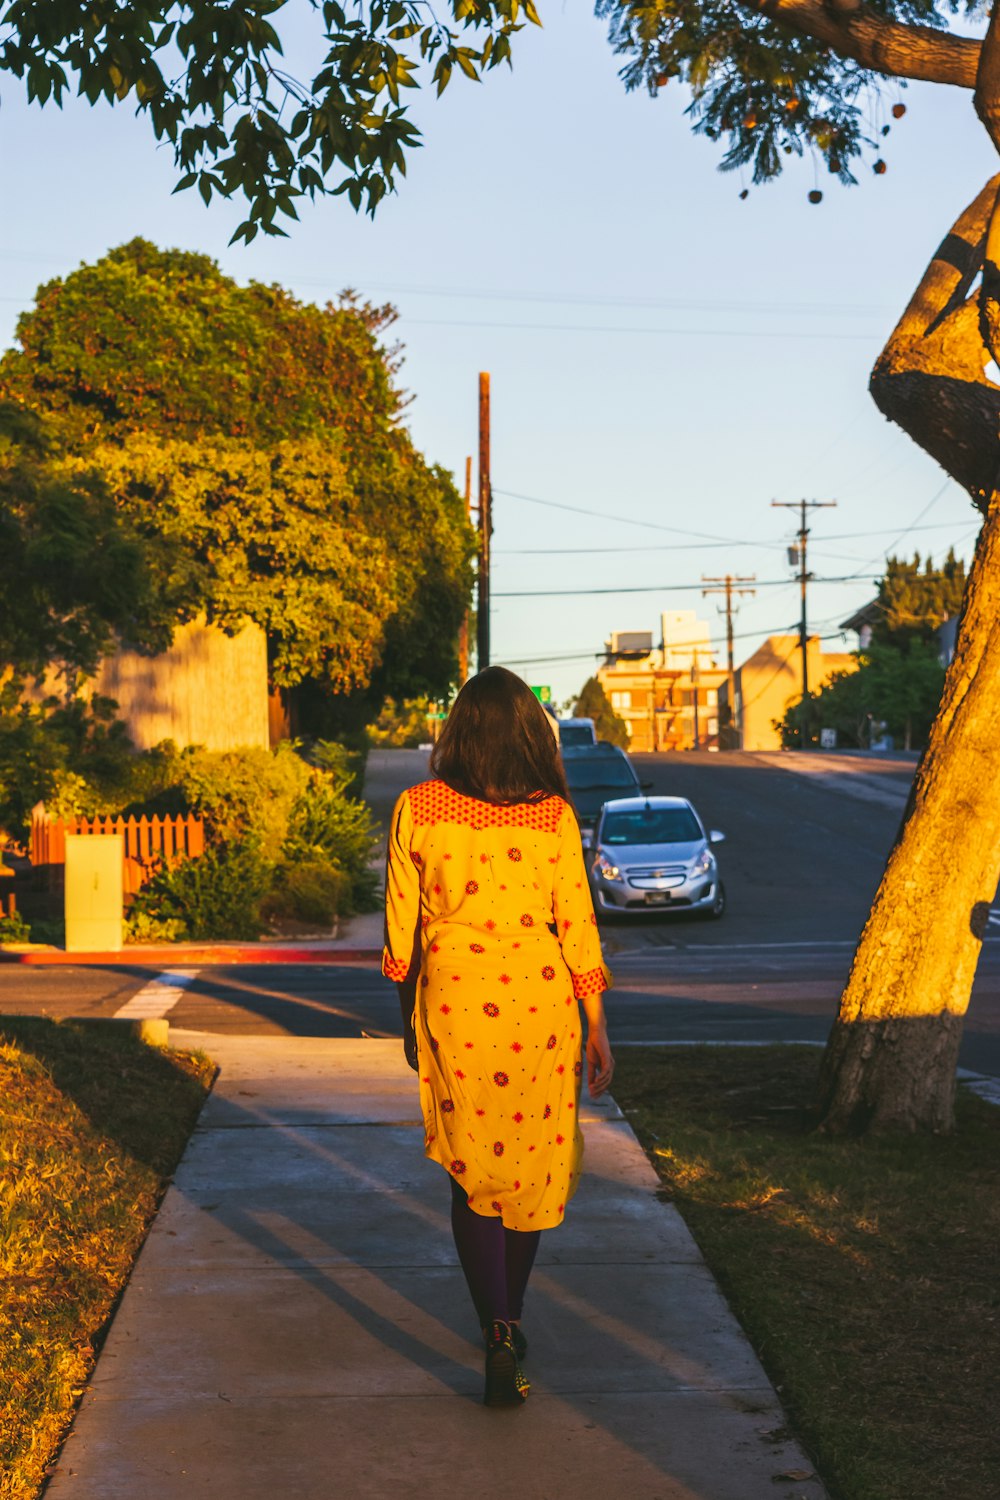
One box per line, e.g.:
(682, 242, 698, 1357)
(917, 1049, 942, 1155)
(30, 807, 205, 896)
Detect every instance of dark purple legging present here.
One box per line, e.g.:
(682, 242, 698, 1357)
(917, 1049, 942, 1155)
(449, 1175, 541, 1326)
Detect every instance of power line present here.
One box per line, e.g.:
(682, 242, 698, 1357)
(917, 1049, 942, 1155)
(493, 520, 976, 557)
(494, 574, 874, 599)
(402, 316, 878, 342)
(493, 487, 789, 547)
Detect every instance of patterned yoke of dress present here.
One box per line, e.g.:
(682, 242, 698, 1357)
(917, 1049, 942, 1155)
(383, 780, 611, 1232)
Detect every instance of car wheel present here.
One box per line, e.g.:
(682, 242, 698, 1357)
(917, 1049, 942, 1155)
(699, 881, 726, 921)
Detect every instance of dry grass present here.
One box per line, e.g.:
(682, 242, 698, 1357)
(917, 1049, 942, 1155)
(613, 1045, 1000, 1500)
(0, 1018, 214, 1500)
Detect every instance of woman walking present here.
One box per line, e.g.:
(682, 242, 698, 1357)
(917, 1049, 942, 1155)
(382, 667, 614, 1408)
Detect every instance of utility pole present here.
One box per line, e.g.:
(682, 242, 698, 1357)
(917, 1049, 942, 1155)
(771, 498, 837, 746)
(477, 373, 492, 670)
(691, 649, 701, 751)
(457, 456, 472, 683)
(702, 573, 756, 748)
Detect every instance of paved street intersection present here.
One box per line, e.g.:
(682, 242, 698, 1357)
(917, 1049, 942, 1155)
(3, 750, 999, 1077)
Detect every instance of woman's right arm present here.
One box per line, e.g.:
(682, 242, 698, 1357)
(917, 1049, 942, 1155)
(551, 803, 615, 1097)
(382, 792, 422, 1071)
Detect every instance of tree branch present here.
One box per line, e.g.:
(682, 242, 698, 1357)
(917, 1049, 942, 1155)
(974, 1, 1000, 149)
(749, 0, 981, 88)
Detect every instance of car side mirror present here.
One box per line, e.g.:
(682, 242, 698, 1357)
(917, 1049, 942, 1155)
(640, 780, 654, 791)
(581, 830, 593, 852)
(709, 829, 726, 845)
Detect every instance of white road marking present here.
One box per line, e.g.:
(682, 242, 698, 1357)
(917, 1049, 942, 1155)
(114, 971, 200, 1021)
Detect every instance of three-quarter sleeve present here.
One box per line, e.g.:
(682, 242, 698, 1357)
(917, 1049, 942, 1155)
(552, 802, 613, 999)
(382, 791, 421, 983)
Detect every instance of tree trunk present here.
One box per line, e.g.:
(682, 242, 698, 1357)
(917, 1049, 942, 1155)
(817, 494, 1000, 1131)
(817, 168, 1000, 1133)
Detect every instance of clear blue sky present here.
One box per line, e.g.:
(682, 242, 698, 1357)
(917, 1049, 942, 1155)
(1, 5, 994, 706)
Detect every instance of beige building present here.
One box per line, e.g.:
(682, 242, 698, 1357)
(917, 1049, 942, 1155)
(597, 613, 727, 752)
(719, 634, 857, 751)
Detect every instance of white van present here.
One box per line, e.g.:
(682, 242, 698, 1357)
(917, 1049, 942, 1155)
(558, 717, 598, 749)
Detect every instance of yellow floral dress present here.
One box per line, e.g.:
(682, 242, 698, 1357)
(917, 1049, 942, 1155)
(382, 779, 612, 1232)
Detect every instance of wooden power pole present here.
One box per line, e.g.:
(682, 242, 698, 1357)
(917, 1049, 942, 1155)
(702, 573, 756, 747)
(457, 455, 472, 684)
(477, 372, 492, 671)
(771, 499, 837, 744)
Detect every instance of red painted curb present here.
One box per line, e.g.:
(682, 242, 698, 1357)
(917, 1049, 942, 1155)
(0, 946, 383, 967)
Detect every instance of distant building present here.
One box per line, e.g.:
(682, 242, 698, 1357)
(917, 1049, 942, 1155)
(717, 634, 856, 751)
(597, 611, 726, 752)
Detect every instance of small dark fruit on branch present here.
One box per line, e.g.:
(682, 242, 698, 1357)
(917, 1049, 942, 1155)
(808, 189, 823, 204)
(873, 159, 887, 175)
(892, 103, 906, 119)
(655, 73, 669, 88)
(743, 112, 757, 129)
(881, 124, 890, 136)
(739, 188, 749, 200)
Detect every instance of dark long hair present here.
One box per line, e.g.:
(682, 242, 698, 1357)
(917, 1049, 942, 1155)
(431, 667, 570, 805)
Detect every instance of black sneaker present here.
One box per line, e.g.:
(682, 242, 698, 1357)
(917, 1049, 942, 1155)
(483, 1320, 530, 1407)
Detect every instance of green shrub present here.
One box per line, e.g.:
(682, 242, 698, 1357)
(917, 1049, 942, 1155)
(131, 842, 271, 941)
(123, 909, 189, 945)
(283, 780, 379, 913)
(368, 697, 435, 748)
(261, 858, 348, 929)
(0, 910, 31, 943)
(174, 742, 312, 859)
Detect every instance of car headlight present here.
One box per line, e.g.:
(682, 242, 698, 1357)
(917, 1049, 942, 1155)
(594, 852, 622, 882)
(691, 848, 714, 877)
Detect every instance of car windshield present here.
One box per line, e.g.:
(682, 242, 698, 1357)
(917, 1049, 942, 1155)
(560, 725, 594, 747)
(601, 808, 702, 845)
(564, 757, 637, 790)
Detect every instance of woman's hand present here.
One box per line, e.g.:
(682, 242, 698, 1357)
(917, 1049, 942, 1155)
(398, 983, 419, 1073)
(586, 1021, 614, 1099)
(403, 1022, 418, 1072)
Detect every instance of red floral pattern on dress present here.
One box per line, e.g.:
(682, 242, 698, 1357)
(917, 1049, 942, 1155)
(466, 880, 479, 895)
(451, 1159, 466, 1175)
(483, 1002, 500, 1018)
(510, 1041, 523, 1053)
(513, 1111, 524, 1123)
(572, 967, 609, 999)
(470, 942, 485, 954)
(507, 847, 522, 862)
(499, 973, 512, 985)
(441, 1098, 454, 1113)
(382, 955, 411, 982)
(407, 781, 564, 832)
(546, 1034, 557, 1049)
(493, 1141, 504, 1156)
(520, 913, 534, 928)
(541, 965, 555, 981)
(493, 1071, 510, 1087)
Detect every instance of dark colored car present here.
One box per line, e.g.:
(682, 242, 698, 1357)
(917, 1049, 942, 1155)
(561, 745, 645, 829)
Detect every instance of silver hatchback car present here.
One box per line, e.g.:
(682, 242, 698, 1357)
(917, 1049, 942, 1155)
(585, 796, 726, 919)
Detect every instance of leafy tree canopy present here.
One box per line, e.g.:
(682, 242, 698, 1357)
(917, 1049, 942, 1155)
(872, 549, 967, 647)
(0, 401, 173, 682)
(0, 0, 538, 241)
(599, 0, 986, 193)
(573, 676, 631, 748)
(0, 241, 475, 704)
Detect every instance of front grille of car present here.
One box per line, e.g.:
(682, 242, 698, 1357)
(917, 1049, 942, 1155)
(624, 865, 687, 879)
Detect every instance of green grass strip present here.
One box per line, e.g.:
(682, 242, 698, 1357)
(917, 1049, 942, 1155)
(613, 1045, 1000, 1500)
(0, 1018, 214, 1500)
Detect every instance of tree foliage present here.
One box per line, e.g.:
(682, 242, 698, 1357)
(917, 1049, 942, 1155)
(0, 0, 538, 240)
(779, 554, 962, 749)
(0, 240, 475, 707)
(573, 676, 631, 748)
(598, 0, 986, 193)
(0, 402, 170, 683)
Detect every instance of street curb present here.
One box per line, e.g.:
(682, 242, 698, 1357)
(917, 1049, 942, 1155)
(67, 1015, 172, 1046)
(0, 945, 383, 967)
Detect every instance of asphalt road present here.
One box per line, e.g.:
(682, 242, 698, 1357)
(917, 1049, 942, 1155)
(3, 750, 1000, 1076)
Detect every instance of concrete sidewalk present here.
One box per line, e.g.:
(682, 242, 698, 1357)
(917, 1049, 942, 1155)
(47, 1037, 827, 1500)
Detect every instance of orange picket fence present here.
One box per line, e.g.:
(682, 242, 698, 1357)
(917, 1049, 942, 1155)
(30, 806, 205, 896)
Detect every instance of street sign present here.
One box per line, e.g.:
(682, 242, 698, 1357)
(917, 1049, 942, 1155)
(530, 685, 552, 703)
